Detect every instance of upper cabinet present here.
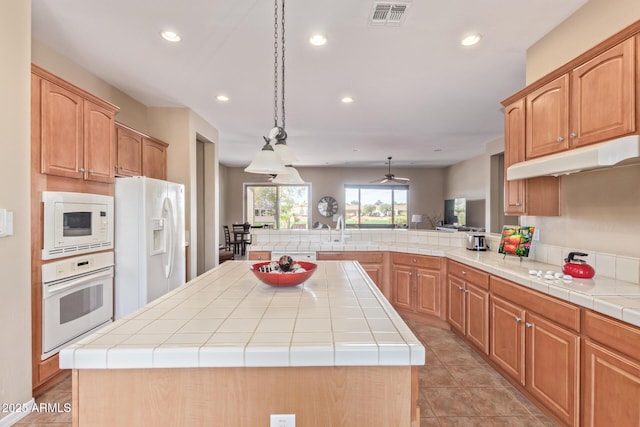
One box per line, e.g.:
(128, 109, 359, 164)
(115, 122, 168, 181)
(570, 38, 636, 148)
(36, 68, 118, 183)
(525, 38, 636, 160)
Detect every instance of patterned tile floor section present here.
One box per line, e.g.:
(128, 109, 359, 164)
(15, 319, 558, 426)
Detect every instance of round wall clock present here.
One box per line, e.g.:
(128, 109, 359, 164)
(318, 196, 338, 217)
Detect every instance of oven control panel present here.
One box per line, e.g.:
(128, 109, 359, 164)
(42, 251, 114, 283)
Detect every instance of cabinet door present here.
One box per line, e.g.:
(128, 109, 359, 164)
(526, 74, 570, 159)
(526, 312, 579, 427)
(490, 295, 525, 385)
(142, 138, 167, 180)
(570, 38, 635, 148)
(361, 263, 383, 290)
(415, 267, 440, 317)
(504, 98, 526, 215)
(583, 340, 640, 427)
(447, 275, 465, 334)
(465, 283, 489, 355)
(83, 101, 115, 183)
(115, 125, 143, 176)
(40, 80, 83, 179)
(392, 265, 413, 311)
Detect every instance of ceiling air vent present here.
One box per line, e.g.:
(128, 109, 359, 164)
(369, 2, 409, 26)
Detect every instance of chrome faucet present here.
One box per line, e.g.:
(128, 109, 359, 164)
(334, 214, 344, 243)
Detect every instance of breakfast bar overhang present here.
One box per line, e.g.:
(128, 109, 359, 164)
(60, 261, 425, 426)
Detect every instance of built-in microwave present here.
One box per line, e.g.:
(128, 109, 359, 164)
(42, 191, 114, 260)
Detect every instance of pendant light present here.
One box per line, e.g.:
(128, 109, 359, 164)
(245, 0, 301, 179)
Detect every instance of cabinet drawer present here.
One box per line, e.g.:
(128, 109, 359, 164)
(448, 260, 489, 290)
(584, 310, 640, 361)
(392, 253, 440, 269)
(490, 276, 580, 332)
(248, 251, 271, 261)
(317, 251, 384, 263)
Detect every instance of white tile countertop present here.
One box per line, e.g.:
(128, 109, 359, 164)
(59, 261, 425, 370)
(251, 230, 640, 328)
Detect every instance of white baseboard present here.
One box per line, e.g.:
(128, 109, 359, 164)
(0, 398, 34, 427)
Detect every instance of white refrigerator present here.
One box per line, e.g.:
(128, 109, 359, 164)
(114, 176, 186, 319)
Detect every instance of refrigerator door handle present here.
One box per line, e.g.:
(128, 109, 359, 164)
(163, 196, 175, 280)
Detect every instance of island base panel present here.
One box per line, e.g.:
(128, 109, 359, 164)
(74, 366, 419, 426)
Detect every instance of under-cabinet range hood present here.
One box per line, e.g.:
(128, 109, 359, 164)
(507, 135, 640, 180)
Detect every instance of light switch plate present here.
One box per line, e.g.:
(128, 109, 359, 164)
(0, 209, 13, 237)
(270, 414, 295, 427)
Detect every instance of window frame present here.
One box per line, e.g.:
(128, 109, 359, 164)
(243, 182, 312, 230)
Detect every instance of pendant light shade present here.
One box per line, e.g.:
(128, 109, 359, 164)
(274, 139, 298, 165)
(272, 166, 304, 184)
(244, 138, 289, 174)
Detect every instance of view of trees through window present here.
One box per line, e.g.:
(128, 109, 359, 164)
(245, 184, 310, 229)
(344, 185, 408, 228)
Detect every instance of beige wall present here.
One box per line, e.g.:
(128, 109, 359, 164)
(522, 0, 640, 257)
(0, 0, 32, 420)
(224, 166, 445, 230)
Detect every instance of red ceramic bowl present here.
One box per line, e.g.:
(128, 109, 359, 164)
(250, 261, 317, 287)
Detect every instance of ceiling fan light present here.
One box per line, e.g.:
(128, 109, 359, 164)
(272, 166, 304, 184)
(244, 141, 289, 174)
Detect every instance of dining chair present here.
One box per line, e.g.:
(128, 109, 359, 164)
(223, 225, 242, 255)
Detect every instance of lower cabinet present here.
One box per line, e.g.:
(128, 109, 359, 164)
(490, 277, 580, 426)
(391, 253, 442, 319)
(447, 260, 490, 354)
(316, 252, 386, 295)
(248, 251, 271, 261)
(582, 310, 640, 426)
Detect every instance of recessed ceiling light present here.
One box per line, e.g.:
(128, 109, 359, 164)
(341, 97, 354, 104)
(216, 95, 229, 102)
(309, 34, 327, 46)
(460, 33, 481, 47)
(160, 30, 181, 43)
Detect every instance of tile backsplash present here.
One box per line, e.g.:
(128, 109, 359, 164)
(252, 228, 640, 285)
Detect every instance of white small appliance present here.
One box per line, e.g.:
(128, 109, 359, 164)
(42, 191, 114, 260)
(42, 251, 114, 359)
(114, 176, 186, 319)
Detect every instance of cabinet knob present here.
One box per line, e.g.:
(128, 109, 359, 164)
(408, 272, 412, 276)
(88, 169, 94, 174)
(79, 167, 85, 172)
(569, 132, 577, 138)
(416, 273, 420, 277)
(458, 286, 464, 292)
(412, 258, 416, 263)
(525, 322, 533, 328)
(463, 289, 469, 294)
(515, 317, 522, 323)
(557, 136, 564, 142)
(515, 202, 521, 207)
(461, 271, 467, 275)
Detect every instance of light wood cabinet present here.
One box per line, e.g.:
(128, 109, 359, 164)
(570, 37, 636, 148)
(391, 253, 442, 319)
(503, 99, 559, 216)
(525, 75, 570, 159)
(582, 310, 640, 426)
(316, 252, 386, 294)
(38, 73, 117, 183)
(142, 137, 168, 180)
(248, 251, 271, 261)
(115, 122, 168, 180)
(447, 260, 489, 354)
(115, 123, 142, 176)
(490, 277, 580, 426)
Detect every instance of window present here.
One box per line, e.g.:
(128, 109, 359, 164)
(344, 185, 408, 228)
(245, 184, 310, 229)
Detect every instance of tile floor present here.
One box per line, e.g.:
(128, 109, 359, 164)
(16, 319, 557, 426)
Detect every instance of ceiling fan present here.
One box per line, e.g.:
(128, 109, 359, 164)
(370, 156, 410, 184)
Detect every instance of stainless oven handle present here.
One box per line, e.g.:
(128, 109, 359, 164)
(44, 268, 113, 297)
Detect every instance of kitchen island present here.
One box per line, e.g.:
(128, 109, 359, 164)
(60, 261, 425, 426)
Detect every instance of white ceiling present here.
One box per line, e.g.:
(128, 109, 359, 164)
(31, 0, 588, 169)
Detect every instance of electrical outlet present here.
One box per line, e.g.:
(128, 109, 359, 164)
(270, 414, 295, 427)
(0, 209, 13, 237)
(533, 229, 540, 241)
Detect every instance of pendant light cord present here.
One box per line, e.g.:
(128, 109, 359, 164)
(281, 0, 285, 130)
(273, 0, 279, 128)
